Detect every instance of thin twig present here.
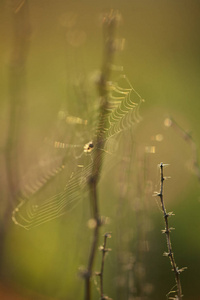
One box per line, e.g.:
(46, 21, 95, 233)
(84, 10, 119, 300)
(157, 163, 185, 300)
(97, 232, 112, 300)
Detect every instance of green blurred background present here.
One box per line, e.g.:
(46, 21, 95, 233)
(0, 0, 200, 299)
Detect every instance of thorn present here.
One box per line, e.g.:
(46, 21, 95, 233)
(167, 212, 175, 217)
(104, 232, 112, 238)
(153, 191, 161, 197)
(106, 248, 112, 252)
(180, 267, 188, 272)
(177, 267, 188, 274)
(169, 227, 175, 231)
(161, 227, 175, 234)
(158, 162, 170, 168)
(99, 246, 112, 253)
(164, 176, 171, 180)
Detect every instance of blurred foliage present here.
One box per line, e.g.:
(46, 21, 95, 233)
(0, 1, 200, 300)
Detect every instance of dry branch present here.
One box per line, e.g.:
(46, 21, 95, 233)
(84, 10, 119, 300)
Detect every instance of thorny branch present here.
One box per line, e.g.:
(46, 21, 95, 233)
(157, 163, 185, 300)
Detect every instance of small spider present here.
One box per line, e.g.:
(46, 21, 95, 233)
(84, 141, 94, 153)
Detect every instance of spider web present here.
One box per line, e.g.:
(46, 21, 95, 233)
(12, 75, 144, 229)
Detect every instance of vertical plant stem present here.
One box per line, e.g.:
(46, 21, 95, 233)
(85, 177, 100, 300)
(158, 163, 183, 300)
(84, 10, 119, 300)
(0, 0, 30, 275)
(99, 233, 111, 299)
(5, 0, 31, 202)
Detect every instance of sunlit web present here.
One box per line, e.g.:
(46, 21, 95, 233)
(12, 74, 144, 229)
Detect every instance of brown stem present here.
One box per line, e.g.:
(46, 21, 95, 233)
(99, 233, 111, 299)
(158, 163, 183, 300)
(84, 177, 100, 300)
(84, 10, 119, 300)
